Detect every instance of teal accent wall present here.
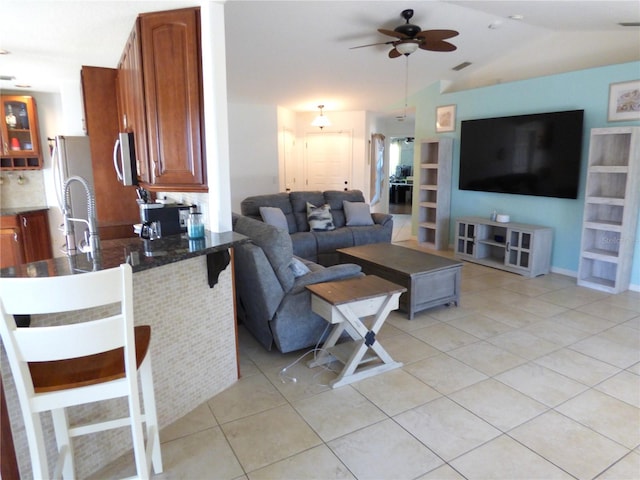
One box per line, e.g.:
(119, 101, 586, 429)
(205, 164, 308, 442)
(412, 61, 640, 286)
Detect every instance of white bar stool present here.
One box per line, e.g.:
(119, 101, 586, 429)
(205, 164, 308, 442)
(0, 264, 163, 479)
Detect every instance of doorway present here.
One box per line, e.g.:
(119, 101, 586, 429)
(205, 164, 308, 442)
(388, 136, 414, 215)
(304, 131, 353, 191)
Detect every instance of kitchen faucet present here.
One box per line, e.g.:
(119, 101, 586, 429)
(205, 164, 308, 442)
(62, 175, 100, 258)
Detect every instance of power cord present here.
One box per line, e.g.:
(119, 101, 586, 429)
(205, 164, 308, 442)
(279, 324, 340, 385)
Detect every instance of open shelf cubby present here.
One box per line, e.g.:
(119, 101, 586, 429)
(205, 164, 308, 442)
(577, 127, 639, 293)
(417, 138, 452, 250)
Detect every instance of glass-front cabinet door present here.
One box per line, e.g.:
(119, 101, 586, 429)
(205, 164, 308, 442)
(505, 228, 532, 271)
(455, 220, 476, 259)
(1, 95, 42, 169)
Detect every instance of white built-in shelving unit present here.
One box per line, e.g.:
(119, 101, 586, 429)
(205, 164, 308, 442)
(577, 127, 640, 293)
(417, 138, 453, 250)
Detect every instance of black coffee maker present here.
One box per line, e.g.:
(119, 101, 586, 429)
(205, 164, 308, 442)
(139, 203, 190, 235)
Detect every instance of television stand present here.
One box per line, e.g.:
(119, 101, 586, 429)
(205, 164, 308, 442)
(454, 217, 552, 277)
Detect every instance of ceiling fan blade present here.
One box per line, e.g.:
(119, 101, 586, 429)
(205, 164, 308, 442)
(415, 29, 459, 42)
(378, 28, 408, 39)
(419, 40, 457, 52)
(349, 40, 395, 50)
(388, 48, 402, 59)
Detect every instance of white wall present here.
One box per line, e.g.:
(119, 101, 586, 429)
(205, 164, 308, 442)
(200, 0, 232, 231)
(227, 105, 419, 214)
(227, 103, 279, 212)
(277, 106, 297, 192)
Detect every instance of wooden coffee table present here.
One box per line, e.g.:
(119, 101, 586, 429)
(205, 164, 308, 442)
(306, 275, 406, 388)
(338, 243, 462, 319)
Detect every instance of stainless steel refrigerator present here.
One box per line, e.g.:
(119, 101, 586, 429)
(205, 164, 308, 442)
(52, 135, 94, 253)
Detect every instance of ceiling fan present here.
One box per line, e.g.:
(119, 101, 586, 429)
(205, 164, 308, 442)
(352, 9, 459, 58)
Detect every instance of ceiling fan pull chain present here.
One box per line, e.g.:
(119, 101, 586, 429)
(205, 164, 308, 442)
(403, 55, 410, 119)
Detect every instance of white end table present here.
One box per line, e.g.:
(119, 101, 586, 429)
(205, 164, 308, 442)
(306, 275, 406, 388)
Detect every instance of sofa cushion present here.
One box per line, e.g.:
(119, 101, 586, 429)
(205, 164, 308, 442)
(343, 200, 374, 226)
(314, 228, 354, 254)
(290, 232, 317, 261)
(259, 206, 288, 231)
(323, 190, 365, 228)
(233, 215, 295, 291)
(241, 193, 297, 233)
(306, 202, 335, 231)
(350, 224, 389, 247)
(290, 191, 325, 231)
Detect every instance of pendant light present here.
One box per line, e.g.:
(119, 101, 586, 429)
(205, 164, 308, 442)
(311, 105, 331, 129)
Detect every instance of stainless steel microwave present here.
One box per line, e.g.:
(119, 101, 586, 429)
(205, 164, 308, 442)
(113, 132, 138, 186)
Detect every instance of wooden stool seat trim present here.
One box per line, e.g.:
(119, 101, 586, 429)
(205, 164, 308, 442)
(29, 326, 151, 393)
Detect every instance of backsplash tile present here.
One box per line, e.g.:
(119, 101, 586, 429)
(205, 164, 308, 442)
(0, 170, 47, 209)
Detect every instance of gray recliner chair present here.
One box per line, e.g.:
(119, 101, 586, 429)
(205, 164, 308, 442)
(232, 214, 362, 353)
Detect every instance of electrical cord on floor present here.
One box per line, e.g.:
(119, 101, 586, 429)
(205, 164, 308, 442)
(279, 324, 340, 385)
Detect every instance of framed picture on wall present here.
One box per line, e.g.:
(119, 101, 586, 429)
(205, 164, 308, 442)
(436, 105, 456, 132)
(608, 80, 640, 121)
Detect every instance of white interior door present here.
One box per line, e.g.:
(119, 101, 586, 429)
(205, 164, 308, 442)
(304, 131, 352, 191)
(281, 127, 297, 191)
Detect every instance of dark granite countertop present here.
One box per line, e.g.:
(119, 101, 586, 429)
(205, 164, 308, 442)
(0, 230, 249, 278)
(1, 206, 49, 216)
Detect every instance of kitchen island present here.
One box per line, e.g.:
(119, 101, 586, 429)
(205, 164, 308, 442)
(1, 230, 248, 478)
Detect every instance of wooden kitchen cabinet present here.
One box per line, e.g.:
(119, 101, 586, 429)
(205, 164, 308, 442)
(116, 7, 207, 192)
(116, 27, 149, 183)
(82, 66, 140, 240)
(19, 210, 52, 262)
(0, 224, 23, 268)
(0, 95, 42, 170)
(0, 209, 52, 269)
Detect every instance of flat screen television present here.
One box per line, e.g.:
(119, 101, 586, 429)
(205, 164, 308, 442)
(459, 109, 584, 199)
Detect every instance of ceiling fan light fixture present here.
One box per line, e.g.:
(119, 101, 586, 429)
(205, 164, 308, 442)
(311, 105, 331, 129)
(395, 41, 419, 55)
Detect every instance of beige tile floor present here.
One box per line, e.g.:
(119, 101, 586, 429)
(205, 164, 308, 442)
(96, 240, 640, 480)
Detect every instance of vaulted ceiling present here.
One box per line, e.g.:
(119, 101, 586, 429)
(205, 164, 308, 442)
(1, 1, 638, 117)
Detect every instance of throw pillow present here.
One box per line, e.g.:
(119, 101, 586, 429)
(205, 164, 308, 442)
(343, 200, 374, 226)
(306, 202, 335, 231)
(289, 257, 311, 277)
(259, 206, 288, 231)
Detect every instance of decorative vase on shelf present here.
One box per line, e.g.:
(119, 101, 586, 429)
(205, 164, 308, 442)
(5, 105, 17, 129)
(18, 105, 29, 130)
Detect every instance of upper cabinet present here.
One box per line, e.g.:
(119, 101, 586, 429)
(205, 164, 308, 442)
(1, 95, 42, 170)
(117, 27, 149, 184)
(116, 7, 207, 192)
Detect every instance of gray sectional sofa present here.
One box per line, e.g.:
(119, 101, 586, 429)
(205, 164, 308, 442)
(240, 190, 393, 266)
(232, 214, 363, 353)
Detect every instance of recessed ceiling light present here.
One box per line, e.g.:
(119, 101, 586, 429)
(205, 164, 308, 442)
(509, 14, 524, 20)
(618, 22, 640, 27)
(488, 20, 503, 29)
(14, 84, 32, 88)
(0, 75, 16, 81)
(0, 49, 10, 55)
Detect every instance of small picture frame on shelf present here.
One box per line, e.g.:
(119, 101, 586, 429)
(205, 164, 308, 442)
(436, 105, 456, 132)
(608, 80, 640, 122)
